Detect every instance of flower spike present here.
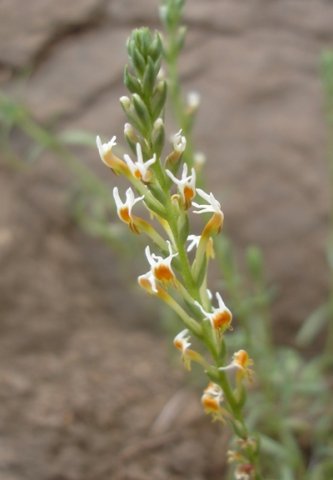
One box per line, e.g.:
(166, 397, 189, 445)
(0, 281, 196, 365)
(124, 142, 156, 182)
(113, 187, 144, 233)
(166, 164, 196, 209)
(97, 22, 261, 475)
(194, 292, 232, 332)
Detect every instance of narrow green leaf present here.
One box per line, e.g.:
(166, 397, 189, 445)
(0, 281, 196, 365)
(142, 58, 156, 96)
(132, 93, 152, 130)
(152, 80, 167, 118)
(58, 129, 97, 147)
(124, 66, 142, 94)
(296, 303, 329, 347)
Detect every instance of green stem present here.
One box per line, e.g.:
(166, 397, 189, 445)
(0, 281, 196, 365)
(160, 290, 202, 336)
(217, 370, 240, 415)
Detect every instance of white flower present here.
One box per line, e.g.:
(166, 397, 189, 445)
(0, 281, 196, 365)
(192, 188, 222, 216)
(96, 135, 117, 166)
(166, 164, 196, 208)
(219, 350, 254, 382)
(194, 292, 232, 331)
(174, 330, 208, 371)
(124, 143, 156, 182)
(201, 382, 226, 422)
(203, 382, 223, 400)
(173, 329, 191, 353)
(235, 464, 254, 480)
(186, 234, 201, 252)
(172, 129, 186, 153)
(138, 270, 158, 294)
(173, 329, 193, 370)
(112, 187, 144, 231)
(145, 241, 178, 284)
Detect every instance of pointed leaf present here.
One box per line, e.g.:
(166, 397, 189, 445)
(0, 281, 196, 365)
(296, 303, 329, 347)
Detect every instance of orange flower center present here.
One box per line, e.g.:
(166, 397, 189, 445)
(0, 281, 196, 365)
(183, 185, 195, 208)
(103, 150, 113, 166)
(184, 185, 194, 201)
(202, 396, 220, 412)
(119, 207, 130, 223)
(173, 339, 183, 350)
(212, 310, 232, 330)
(154, 264, 174, 282)
(138, 277, 150, 290)
(234, 350, 249, 368)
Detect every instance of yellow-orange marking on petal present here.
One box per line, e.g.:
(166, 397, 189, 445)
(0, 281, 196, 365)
(119, 207, 130, 223)
(174, 339, 183, 350)
(184, 185, 194, 199)
(235, 350, 249, 368)
(202, 396, 220, 412)
(212, 310, 232, 330)
(154, 264, 175, 282)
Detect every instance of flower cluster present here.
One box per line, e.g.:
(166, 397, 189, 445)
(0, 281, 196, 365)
(96, 25, 260, 480)
(97, 130, 254, 408)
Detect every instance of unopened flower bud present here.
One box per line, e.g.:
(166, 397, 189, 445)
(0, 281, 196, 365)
(194, 152, 206, 171)
(157, 67, 166, 81)
(172, 129, 186, 153)
(124, 123, 137, 142)
(152, 118, 165, 157)
(187, 91, 201, 112)
(120, 96, 131, 110)
(154, 117, 164, 130)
